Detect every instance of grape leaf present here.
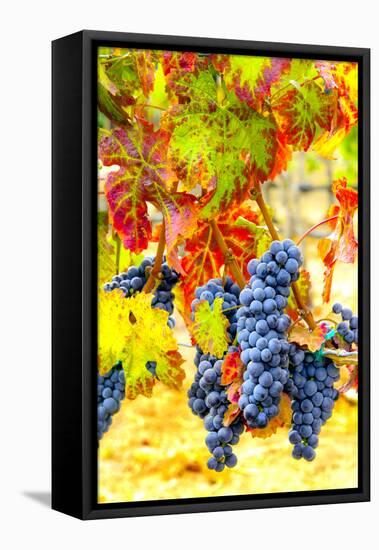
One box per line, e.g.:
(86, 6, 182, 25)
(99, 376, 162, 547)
(247, 394, 292, 439)
(98, 291, 185, 399)
(99, 123, 198, 254)
(212, 54, 291, 111)
(286, 268, 311, 321)
(312, 61, 358, 158)
(315, 61, 339, 91)
(98, 212, 144, 284)
(160, 51, 206, 102)
(98, 50, 156, 125)
(98, 62, 132, 127)
(222, 352, 244, 424)
(272, 80, 334, 151)
(221, 351, 244, 386)
(234, 216, 272, 258)
(164, 69, 279, 218)
(191, 298, 230, 357)
(223, 403, 241, 427)
(289, 323, 327, 353)
(176, 204, 259, 321)
(318, 178, 358, 303)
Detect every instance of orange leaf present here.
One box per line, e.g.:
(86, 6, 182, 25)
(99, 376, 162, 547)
(286, 269, 311, 321)
(247, 394, 292, 439)
(223, 403, 241, 427)
(289, 323, 327, 352)
(318, 178, 358, 302)
(221, 351, 244, 386)
(175, 203, 258, 324)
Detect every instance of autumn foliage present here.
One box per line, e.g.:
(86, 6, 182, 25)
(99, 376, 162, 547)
(97, 47, 358, 404)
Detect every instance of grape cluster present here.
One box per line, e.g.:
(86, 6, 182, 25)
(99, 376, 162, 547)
(104, 257, 179, 328)
(332, 303, 358, 346)
(236, 240, 302, 429)
(286, 348, 340, 461)
(188, 348, 244, 471)
(97, 363, 126, 440)
(191, 276, 241, 341)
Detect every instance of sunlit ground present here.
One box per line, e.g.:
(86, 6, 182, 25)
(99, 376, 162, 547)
(98, 236, 358, 504)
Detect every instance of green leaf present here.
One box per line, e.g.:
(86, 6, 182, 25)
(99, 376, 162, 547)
(235, 216, 272, 257)
(165, 70, 278, 219)
(191, 297, 230, 357)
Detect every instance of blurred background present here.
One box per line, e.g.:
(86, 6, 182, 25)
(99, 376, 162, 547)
(98, 131, 359, 504)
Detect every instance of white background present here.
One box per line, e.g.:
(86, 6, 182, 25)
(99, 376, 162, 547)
(0, 0, 376, 548)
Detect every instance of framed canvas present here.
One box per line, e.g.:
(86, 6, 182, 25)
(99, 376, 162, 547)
(52, 30, 370, 520)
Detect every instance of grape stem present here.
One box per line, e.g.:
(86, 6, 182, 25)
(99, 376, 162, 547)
(209, 219, 246, 289)
(296, 215, 339, 246)
(115, 234, 121, 275)
(143, 221, 166, 294)
(251, 184, 317, 330)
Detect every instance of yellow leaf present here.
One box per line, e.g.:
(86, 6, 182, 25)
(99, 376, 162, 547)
(191, 298, 230, 357)
(98, 291, 185, 399)
(289, 323, 327, 352)
(248, 394, 292, 439)
(312, 127, 347, 160)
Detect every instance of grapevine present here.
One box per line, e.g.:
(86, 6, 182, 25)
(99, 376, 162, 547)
(96, 45, 359, 482)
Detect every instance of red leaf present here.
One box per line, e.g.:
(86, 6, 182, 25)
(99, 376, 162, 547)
(222, 351, 245, 425)
(272, 81, 335, 151)
(315, 61, 339, 91)
(318, 178, 358, 302)
(313, 62, 358, 158)
(176, 204, 259, 319)
(221, 351, 244, 386)
(99, 124, 198, 254)
(104, 167, 152, 252)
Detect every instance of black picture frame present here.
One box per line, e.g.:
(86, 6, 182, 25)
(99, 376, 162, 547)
(52, 30, 370, 520)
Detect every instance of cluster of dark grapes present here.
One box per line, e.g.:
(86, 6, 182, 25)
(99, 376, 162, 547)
(285, 347, 340, 461)
(332, 303, 358, 346)
(191, 276, 241, 341)
(188, 348, 244, 471)
(236, 240, 302, 429)
(97, 363, 126, 440)
(104, 256, 179, 328)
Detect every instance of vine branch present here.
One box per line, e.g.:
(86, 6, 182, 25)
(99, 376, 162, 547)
(251, 184, 317, 330)
(296, 215, 339, 246)
(209, 219, 246, 289)
(143, 221, 166, 294)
